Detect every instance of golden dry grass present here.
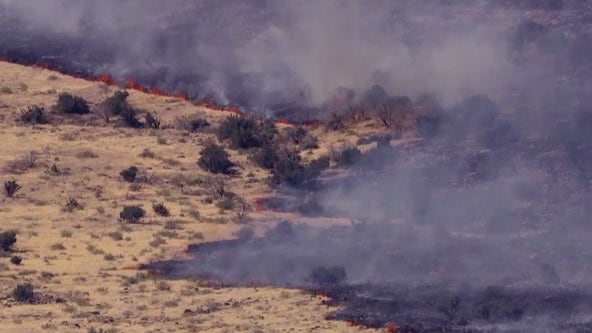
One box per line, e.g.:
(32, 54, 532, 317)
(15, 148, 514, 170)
(0, 61, 378, 333)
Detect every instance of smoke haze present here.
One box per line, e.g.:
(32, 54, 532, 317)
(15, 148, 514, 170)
(3, 1, 592, 331)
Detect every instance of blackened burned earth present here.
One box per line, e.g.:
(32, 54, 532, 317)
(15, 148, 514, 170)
(143, 222, 592, 332)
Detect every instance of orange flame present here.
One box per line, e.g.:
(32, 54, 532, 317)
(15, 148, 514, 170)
(385, 322, 400, 333)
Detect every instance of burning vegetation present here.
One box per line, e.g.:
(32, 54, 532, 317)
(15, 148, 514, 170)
(2, 0, 592, 332)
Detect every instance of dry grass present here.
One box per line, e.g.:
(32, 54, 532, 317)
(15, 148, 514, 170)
(0, 60, 376, 333)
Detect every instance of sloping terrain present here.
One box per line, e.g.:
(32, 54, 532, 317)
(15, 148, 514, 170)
(0, 61, 376, 333)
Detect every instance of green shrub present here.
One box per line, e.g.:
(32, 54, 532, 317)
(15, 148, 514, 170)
(251, 146, 276, 170)
(119, 205, 146, 223)
(218, 116, 277, 149)
(198, 143, 234, 174)
(152, 203, 170, 217)
(120, 166, 138, 182)
(4, 180, 22, 198)
(270, 150, 307, 187)
(0, 230, 17, 251)
(12, 283, 35, 303)
(54, 93, 90, 114)
(10, 255, 22, 265)
(103, 91, 130, 116)
(174, 116, 210, 132)
(18, 105, 48, 124)
(336, 147, 362, 166)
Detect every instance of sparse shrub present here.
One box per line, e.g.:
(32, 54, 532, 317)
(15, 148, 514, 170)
(152, 203, 170, 217)
(144, 112, 161, 129)
(62, 197, 83, 212)
(10, 255, 22, 265)
(4, 180, 22, 198)
(174, 116, 210, 132)
(270, 150, 307, 187)
(309, 266, 347, 286)
(119, 205, 146, 223)
(76, 149, 98, 159)
(107, 231, 123, 241)
(218, 116, 276, 149)
(54, 93, 90, 114)
(198, 143, 234, 174)
(327, 111, 345, 131)
(50, 242, 66, 250)
(60, 229, 73, 238)
(3, 152, 39, 174)
(377, 96, 413, 129)
(232, 197, 251, 223)
(47, 163, 61, 175)
(336, 147, 362, 166)
(18, 105, 48, 124)
(416, 94, 444, 139)
(120, 166, 138, 183)
(103, 90, 130, 116)
(0, 86, 13, 94)
(139, 148, 156, 159)
(121, 107, 142, 128)
(204, 176, 227, 199)
(216, 195, 236, 211)
(0, 230, 17, 251)
(235, 226, 255, 240)
(12, 283, 35, 303)
(251, 146, 276, 170)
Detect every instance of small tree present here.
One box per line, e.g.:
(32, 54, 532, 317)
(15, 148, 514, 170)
(54, 93, 90, 114)
(119, 205, 146, 223)
(232, 197, 251, 223)
(198, 143, 234, 174)
(205, 176, 227, 199)
(378, 96, 413, 129)
(103, 91, 130, 116)
(0, 230, 17, 251)
(120, 166, 139, 182)
(4, 180, 22, 198)
(12, 283, 35, 303)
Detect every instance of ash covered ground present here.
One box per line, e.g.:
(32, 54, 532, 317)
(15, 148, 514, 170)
(4, 0, 592, 332)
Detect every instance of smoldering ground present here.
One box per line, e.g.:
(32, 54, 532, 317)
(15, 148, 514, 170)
(4, 0, 592, 331)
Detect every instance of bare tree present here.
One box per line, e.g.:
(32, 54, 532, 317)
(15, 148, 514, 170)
(205, 176, 227, 200)
(232, 196, 251, 223)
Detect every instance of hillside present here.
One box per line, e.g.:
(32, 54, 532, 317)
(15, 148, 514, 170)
(0, 61, 378, 333)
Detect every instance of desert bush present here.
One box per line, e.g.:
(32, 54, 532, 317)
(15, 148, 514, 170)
(144, 112, 161, 129)
(76, 149, 98, 159)
(120, 107, 142, 128)
(4, 180, 22, 198)
(62, 197, 83, 212)
(120, 166, 138, 182)
(18, 105, 48, 124)
(103, 91, 130, 116)
(377, 96, 413, 129)
(119, 205, 146, 223)
(198, 143, 234, 174)
(270, 150, 307, 187)
(173, 116, 210, 132)
(326, 111, 345, 131)
(3, 152, 40, 174)
(54, 93, 90, 114)
(218, 116, 277, 149)
(232, 197, 251, 222)
(250, 146, 276, 170)
(335, 147, 362, 166)
(235, 226, 255, 240)
(204, 176, 227, 199)
(12, 283, 35, 303)
(10, 255, 22, 265)
(309, 266, 347, 286)
(152, 203, 170, 217)
(0, 230, 17, 251)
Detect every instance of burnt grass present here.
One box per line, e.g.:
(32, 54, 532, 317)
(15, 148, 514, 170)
(141, 221, 592, 332)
